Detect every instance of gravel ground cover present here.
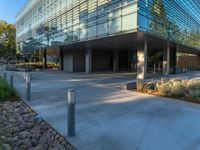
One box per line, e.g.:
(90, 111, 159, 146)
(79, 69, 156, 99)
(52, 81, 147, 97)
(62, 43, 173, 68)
(0, 101, 75, 150)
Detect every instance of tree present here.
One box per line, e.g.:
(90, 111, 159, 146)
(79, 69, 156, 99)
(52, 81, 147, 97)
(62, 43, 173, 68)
(23, 37, 44, 51)
(183, 30, 200, 48)
(149, 0, 168, 37)
(36, 26, 58, 47)
(0, 20, 16, 61)
(36, 26, 58, 68)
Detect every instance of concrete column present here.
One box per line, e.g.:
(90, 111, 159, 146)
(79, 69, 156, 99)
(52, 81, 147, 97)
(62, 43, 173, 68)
(163, 42, 170, 75)
(113, 50, 119, 72)
(85, 48, 92, 74)
(59, 47, 64, 71)
(158, 62, 161, 72)
(63, 51, 73, 72)
(137, 37, 147, 79)
(153, 61, 156, 73)
(43, 49, 47, 69)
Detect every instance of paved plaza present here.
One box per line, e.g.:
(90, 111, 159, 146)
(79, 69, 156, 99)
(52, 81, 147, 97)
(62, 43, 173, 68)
(10, 71, 200, 150)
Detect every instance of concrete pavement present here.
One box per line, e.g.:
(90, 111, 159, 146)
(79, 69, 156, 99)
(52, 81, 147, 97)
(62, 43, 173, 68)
(10, 71, 200, 150)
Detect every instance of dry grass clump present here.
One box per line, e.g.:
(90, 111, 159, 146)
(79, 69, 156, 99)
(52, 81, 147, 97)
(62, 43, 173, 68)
(185, 79, 200, 102)
(0, 77, 19, 101)
(136, 78, 200, 104)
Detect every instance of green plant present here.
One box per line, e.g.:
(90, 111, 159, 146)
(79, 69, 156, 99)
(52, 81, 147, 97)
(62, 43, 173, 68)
(157, 79, 187, 97)
(160, 77, 169, 83)
(170, 80, 185, 97)
(0, 136, 6, 150)
(185, 79, 200, 102)
(0, 77, 19, 101)
(156, 81, 173, 96)
(144, 81, 157, 93)
(0, 141, 3, 150)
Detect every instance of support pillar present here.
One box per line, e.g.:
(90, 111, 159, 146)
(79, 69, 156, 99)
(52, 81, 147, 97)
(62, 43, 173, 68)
(153, 61, 156, 74)
(137, 37, 147, 79)
(85, 48, 92, 74)
(163, 42, 170, 75)
(113, 50, 119, 72)
(59, 47, 64, 71)
(43, 49, 47, 69)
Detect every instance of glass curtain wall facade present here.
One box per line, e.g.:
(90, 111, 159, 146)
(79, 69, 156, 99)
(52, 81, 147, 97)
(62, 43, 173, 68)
(16, 0, 200, 53)
(16, 0, 138, 52)
(138, 0, 200, 50)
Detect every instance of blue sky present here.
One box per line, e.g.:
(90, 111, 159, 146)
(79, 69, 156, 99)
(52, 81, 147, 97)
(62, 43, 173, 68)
(0, 0, 27, 24)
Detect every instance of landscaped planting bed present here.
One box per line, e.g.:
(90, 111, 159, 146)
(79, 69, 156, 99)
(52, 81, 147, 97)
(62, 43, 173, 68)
(0, 77, 75, 150)
(136, 78, 200, 103)
(0, 101, 74, 150)
(0, 77, 19, 102)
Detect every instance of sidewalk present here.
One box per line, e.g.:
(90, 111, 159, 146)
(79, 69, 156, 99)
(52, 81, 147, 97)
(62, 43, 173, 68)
(10, 71, 200, 150)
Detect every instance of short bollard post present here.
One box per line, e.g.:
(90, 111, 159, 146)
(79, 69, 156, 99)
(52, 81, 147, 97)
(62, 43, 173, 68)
(10, 71, 13, 87)
(67, 89, 76, 137)
(3, 71, 6, 80)
(26, 73, 31, 101)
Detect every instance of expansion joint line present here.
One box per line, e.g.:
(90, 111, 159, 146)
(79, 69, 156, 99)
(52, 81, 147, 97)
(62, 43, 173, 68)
(135, 116, 154, 150)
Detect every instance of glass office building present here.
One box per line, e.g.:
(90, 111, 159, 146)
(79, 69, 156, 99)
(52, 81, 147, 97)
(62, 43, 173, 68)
(138, 0, 200, 49)
(16, 0, 200, 78)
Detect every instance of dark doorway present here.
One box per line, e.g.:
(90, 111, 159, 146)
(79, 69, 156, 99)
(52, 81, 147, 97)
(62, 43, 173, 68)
(92, 50, 113, 71)
(118, 51, 128, 71)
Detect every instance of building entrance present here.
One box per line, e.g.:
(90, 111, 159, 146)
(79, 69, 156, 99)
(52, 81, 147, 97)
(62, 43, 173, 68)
(118, 51, 128, 71)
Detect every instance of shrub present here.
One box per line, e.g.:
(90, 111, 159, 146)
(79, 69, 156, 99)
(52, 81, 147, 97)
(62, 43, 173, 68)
(170, 80, 185, 97)
(136, 79, 145, 91)
(0, 77, 19, 101)
(170, 78, 182, 82)
(156, 81, 173, 97)
(136, 78, 200, 104)
(157, 79, 187, 97)
(144, 81, 157, 93)
(186, 79, 200, 90)
(185, 79, 200, 102)
(160, 77, 169, 83)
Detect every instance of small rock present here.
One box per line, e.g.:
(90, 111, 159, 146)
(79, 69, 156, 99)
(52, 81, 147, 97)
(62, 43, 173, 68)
(15, 140, 22, 147)
(7, 136, 18, 144)
(58, 136, 64, 142)
(19, 131, 30, 139)
(66, 145, 74, 150)
(55, 134, 60, 139)
(53, 143, 65, 150)
(0, 136, 6, 141)
(35, 144, 48, 150)
(31, 127, 41, 135)
(22, 139, 32, 148)
(26, 122, 34, 129)
(10, 127, 18, 133)
(18, 124, 26, 131)
(34, 115, 43, 123)
(27, 148, 35, 150)
(39, 136, 47, 145)
(61, 140, 67, 145)
(9, 118, 16, 123)
(52, 131, 56, 136)
(2, 144, 12, 150)
(19, 144, 28, 150)
(31, 138, 38, 146)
